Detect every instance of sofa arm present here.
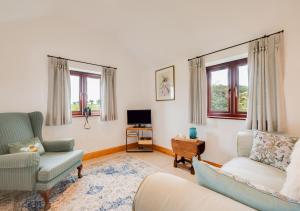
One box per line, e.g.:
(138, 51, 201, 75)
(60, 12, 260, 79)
(0, 152, 40, 169)
(43, 138, 74, 152)
(237, 130, 253, 157)
(133, 172, 252, 211)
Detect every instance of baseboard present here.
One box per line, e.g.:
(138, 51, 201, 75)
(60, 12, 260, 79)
(153, 144, 222, 168)
(83, 143, 222, 168)
(153, 144, 175, 156)
(83, 142, 138, 161)
(202, 160, 222, 168)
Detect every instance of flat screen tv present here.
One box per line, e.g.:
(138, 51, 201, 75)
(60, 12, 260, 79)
(127, 110, 151, 125)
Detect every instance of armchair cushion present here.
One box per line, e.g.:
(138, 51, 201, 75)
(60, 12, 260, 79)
(43, 138, 74, 152)
(38, 150, 83, 182)
(0, 152, 40, 169)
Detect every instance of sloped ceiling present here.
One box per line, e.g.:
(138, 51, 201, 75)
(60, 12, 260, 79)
(0, 0, 297, 69)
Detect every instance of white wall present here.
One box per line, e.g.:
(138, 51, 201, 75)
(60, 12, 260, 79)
(144, 5, 300, 164)
(145, 46, 249, 164)
(0, 18, 146, 153)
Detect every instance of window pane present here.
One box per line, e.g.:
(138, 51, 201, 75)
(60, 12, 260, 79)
(238, 65, 248, 112)
(87, 77, 100, 111)
(71, 75, 80, 112)
(211, 69, 229, 112)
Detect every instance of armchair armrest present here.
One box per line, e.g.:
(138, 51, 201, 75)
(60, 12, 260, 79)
(0, 152, 40, 191)
(0, 152, 40, 169)
(236, 130, 253, 157)
(43, 138, 74, 152)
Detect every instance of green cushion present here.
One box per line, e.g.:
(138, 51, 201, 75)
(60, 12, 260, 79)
(0, 113, 34, 155)
(192, 158, 300, 211)
(38, 150, 83, 182)
(8, 137, 45, 155)
(43, 139, 74, 152)
(36, 161, 81, 191)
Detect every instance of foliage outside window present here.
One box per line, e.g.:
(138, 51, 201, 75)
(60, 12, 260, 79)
(207, 58, 248, 119)
(70, 71, 101, 116)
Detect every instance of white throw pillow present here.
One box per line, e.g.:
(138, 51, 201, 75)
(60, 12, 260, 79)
(280, 139, 300, 201)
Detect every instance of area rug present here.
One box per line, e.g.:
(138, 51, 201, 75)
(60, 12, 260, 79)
(0, 155, 159, 211)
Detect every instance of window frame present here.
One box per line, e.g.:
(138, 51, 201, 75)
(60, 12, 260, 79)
(207, 58, 248, 120)
(70, 70, 101, 117)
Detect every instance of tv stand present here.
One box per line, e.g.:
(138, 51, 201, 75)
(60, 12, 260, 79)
(133, 124, 146, 128)
(126, 126, 153, 152)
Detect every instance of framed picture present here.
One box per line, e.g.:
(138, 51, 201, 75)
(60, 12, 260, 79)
(155, 65, 175, 101)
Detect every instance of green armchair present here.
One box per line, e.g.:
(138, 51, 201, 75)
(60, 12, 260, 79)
(0, 112, 83, 210)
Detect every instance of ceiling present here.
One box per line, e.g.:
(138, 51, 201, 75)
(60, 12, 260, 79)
(0, 0, 297, 69)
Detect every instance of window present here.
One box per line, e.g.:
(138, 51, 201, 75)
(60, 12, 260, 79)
(207, 58, 248, 119)
(70, 71, 101, 116)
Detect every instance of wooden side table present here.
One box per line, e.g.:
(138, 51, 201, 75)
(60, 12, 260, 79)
(171, 137, 205, 174)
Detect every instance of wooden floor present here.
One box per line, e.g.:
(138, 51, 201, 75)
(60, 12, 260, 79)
(83, 150, 197, 183)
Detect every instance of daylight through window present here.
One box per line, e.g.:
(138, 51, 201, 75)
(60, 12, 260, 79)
(70, 71, 101, 116)
(207, 58, 248, 119)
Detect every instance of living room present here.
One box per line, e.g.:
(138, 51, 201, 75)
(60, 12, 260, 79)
(0, 0, 300, 210)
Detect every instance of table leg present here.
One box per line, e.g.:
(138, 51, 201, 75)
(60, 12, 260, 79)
(174, 154, 178, 168)
(180, 157, 185, 164)
(191, 165, 195, 175)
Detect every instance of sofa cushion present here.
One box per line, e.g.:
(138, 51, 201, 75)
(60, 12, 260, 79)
(281, 140, 300, 201)
(222, 157, 286, 192)
(193, 158, 300, 211)
(38, 150, 83, 182)
(249, 130, 297, 171)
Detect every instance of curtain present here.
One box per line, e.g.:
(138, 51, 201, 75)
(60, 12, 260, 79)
(246, 33, 286, 132)
(189, 57, 207, 125)
(46, 57, 72, 126)
(101, 67, 117, 121)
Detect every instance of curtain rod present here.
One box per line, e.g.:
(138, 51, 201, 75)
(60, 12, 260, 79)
(47, 55, 117, 69)
(188, 30, 284, 61)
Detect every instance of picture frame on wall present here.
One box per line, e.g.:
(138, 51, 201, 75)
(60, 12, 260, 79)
(155, 65, 175, 101)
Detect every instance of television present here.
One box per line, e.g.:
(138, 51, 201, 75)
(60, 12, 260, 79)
(127, 110, 151, 125)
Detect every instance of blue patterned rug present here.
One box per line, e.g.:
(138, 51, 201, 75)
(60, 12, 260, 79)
(0, 155, 159, 211)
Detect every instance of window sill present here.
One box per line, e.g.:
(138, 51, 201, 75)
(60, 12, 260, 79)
(72, 114, 100, 118)
(208, 116, 246, 120)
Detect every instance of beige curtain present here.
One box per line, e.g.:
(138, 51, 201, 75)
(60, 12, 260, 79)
(246, 33, 286, 132)
(101, 67, 117, 121)
(46, 57, 72, 126)
(189, 57, 207, 125)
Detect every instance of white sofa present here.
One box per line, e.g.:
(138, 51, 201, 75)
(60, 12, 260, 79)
(133, 130, 287, 211)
